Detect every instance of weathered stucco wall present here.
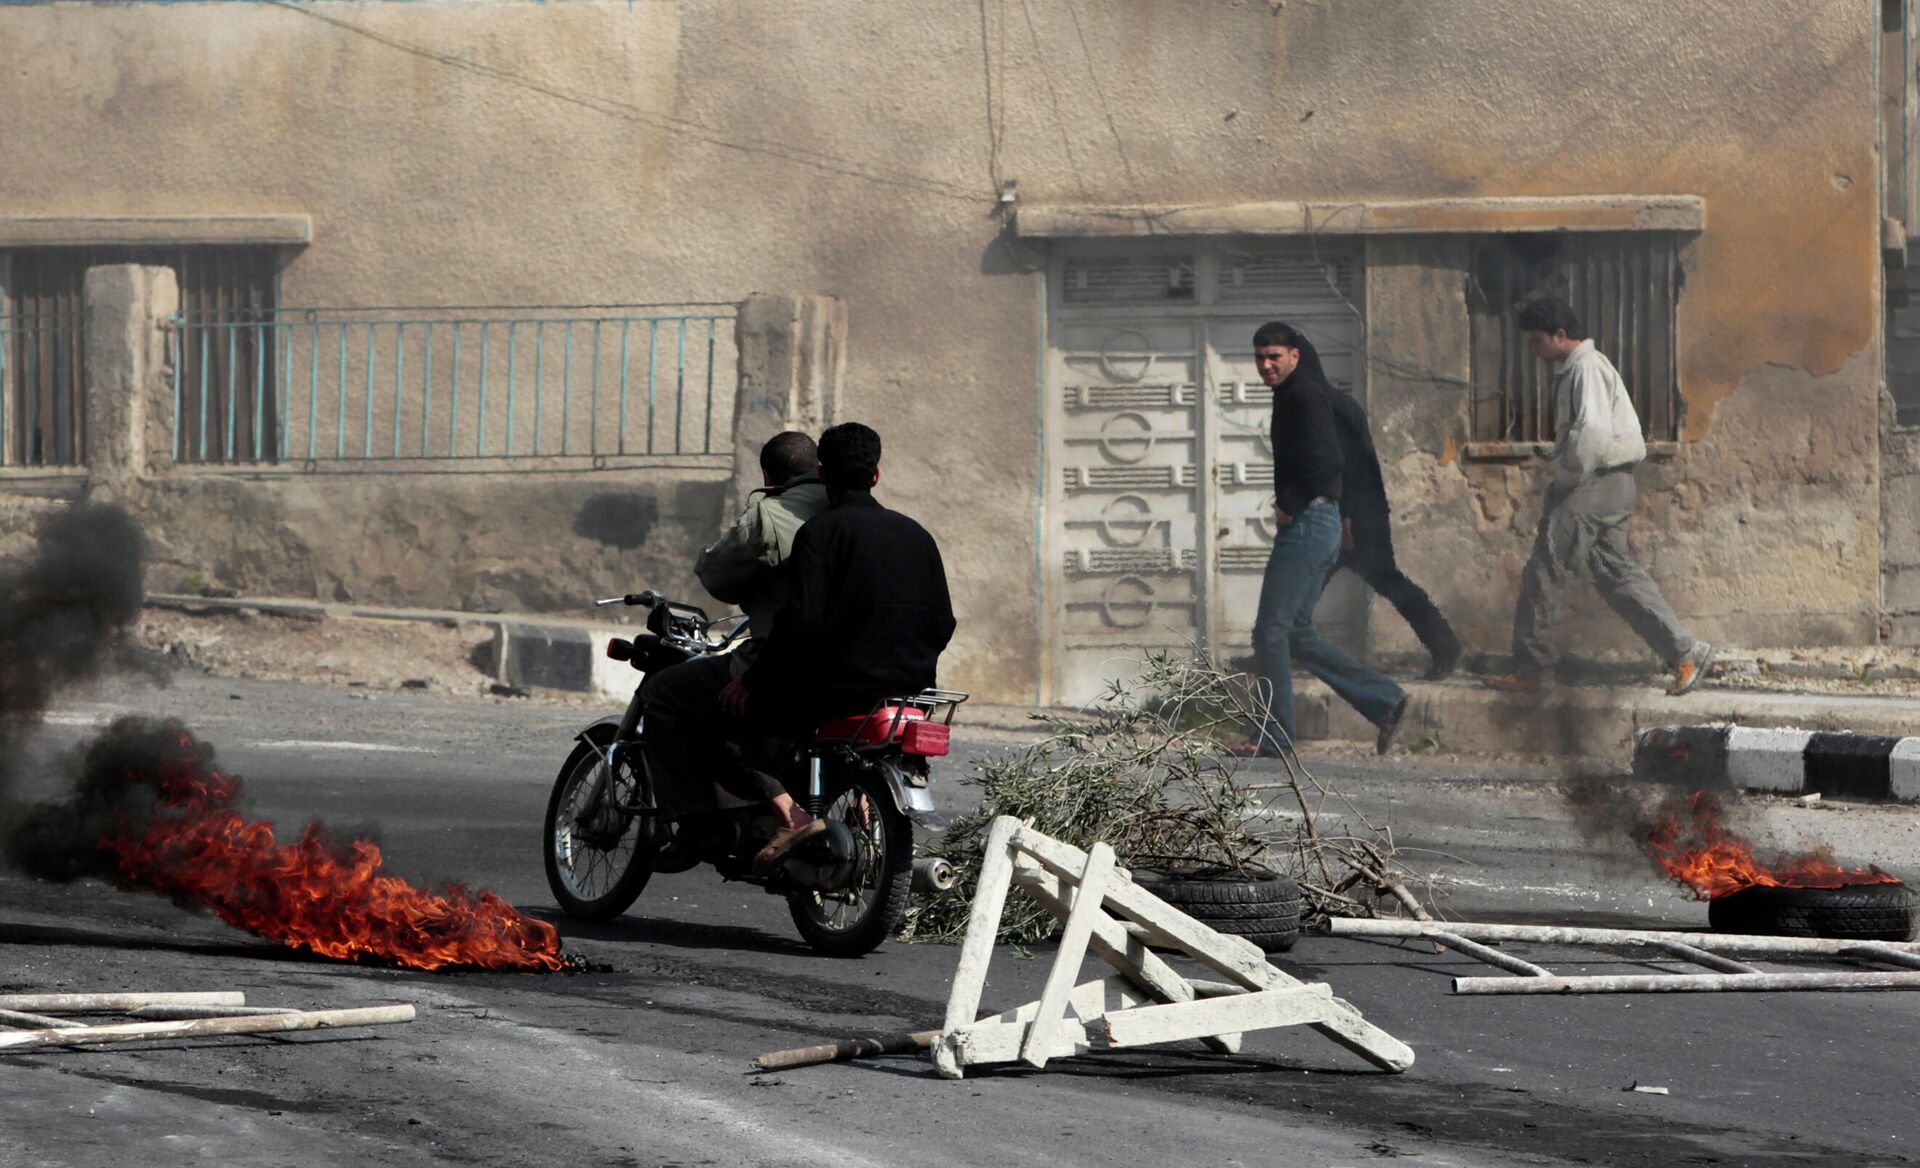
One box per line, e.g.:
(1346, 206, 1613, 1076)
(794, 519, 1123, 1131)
(134, 471, 725, 614)
(0, 0, 1888, 697)
(1885, 407, 1920, 644)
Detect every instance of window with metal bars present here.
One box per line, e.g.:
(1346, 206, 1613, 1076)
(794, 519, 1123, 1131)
(1467, 233, 1684, 445)
(0, 246, 280, 467)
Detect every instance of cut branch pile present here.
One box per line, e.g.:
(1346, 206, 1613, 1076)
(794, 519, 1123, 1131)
(903, 652, 1432, 945)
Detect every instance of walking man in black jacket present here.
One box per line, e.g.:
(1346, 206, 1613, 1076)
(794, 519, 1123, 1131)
(1299, 336, 1463, 679)
(728, 421, 957, 870)
(1242, 322, 1409, 757)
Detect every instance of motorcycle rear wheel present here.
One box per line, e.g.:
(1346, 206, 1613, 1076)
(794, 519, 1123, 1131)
(544, 729, 654, 920)
(787, 770, 913, 958)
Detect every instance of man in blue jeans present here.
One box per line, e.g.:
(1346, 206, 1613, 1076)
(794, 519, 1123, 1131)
(1241, 322, 1410, 757)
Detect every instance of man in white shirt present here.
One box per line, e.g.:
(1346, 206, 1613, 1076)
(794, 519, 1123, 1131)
(1487, 296, 1711, 696)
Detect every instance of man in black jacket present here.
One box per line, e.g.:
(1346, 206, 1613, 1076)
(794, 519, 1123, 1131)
(1297, 337, 1463, 679)
(1243, 322, 1409, 757)
(727, 422, 957, 870)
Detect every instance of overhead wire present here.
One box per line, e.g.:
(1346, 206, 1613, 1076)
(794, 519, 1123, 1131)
(1018, 0, 1092, 201)
(1060, 0, 1145, 207)
(262, 0, 995, 206)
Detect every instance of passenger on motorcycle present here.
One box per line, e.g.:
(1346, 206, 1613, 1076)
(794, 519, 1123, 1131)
(638, 432, 829, 823)
(726, 421, 958, 873)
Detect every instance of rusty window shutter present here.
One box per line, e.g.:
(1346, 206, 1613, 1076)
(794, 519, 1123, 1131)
(1467, 233, 1683, 445)
(2, 245, 280, 467)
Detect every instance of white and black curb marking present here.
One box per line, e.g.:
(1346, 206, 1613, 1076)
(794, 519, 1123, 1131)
(1634, 725, 1920, 801)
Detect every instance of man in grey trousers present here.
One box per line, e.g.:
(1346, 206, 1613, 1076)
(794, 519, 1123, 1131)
(1486, 296, 1712, 696)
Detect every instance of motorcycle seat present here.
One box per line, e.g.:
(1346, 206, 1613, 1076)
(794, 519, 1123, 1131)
(811, 705, 950, 756)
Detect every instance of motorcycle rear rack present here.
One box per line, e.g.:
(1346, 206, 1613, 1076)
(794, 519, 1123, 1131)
(811, 689, 971, 753)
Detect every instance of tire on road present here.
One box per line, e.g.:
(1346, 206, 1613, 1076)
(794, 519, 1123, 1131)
(787, 770, 914, 958)
(543, 728, 654, 921)
(1132, 870, 1302, 953)
(1707, 881, 1920, 942)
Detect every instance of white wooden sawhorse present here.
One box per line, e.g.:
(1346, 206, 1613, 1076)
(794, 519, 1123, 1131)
(932, 816, 1414, 1079)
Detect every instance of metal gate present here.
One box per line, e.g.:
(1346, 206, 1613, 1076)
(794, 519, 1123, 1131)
(1043, 240, 1367, 704)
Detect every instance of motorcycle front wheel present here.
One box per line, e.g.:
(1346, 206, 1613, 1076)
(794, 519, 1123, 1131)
(787, 769, 913, 958)
(543, 728, 653, 920)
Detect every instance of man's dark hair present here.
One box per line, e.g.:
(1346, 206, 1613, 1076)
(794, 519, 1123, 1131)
(1252, 320, 1305, 350)
(817, 422, 882, 490)
(759, 430, 819, 482)
(1515, 295, 1585, 339)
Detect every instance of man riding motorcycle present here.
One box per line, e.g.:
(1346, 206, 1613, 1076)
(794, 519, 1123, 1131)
(638, 431, 829, 834)
(724, 421, 957, 872)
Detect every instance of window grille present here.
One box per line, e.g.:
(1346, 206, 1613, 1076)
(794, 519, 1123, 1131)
(1062, 254, 1197, 304)
(0, 246, 280, 466)
(1467, 233, 1683, 444)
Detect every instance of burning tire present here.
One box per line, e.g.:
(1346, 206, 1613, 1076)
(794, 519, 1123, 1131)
(1708, 881, 1920, 942)
(1133, 870, 1301, 953)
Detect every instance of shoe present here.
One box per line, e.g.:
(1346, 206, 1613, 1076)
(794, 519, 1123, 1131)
(1667, 642, 1714, 696)
(1423, 639, 1463, 681)
(1484, 672, 1549, 693)
(1375, 694, 1411, 755)
(752, 819, 828, 876)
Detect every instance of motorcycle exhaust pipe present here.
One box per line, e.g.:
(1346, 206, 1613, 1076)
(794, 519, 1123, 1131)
(912, 856, 957, 896)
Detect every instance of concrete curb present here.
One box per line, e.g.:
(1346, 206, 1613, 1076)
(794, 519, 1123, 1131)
(1634, 724, 1920, 801)
(146, 593, 639, 700)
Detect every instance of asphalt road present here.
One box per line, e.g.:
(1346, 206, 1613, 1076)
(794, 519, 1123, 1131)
(3, 672, 1918, 1168)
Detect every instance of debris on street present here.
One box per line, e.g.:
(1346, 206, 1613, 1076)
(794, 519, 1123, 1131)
(0, 991, 415, 1051)
(1330, 917, 1920, 993)
(928, 818, 1412, 1079)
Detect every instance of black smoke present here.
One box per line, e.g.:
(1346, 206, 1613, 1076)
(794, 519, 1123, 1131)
(0, 502, 146, 801)
(0, 503, 145, 717)
(5, 715, 207, 886)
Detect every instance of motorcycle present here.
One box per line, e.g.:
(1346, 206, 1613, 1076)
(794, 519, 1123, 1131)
(541, 589, 966, 957)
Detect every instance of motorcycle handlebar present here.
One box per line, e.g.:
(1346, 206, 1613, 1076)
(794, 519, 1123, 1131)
(595, 591, 662, 608)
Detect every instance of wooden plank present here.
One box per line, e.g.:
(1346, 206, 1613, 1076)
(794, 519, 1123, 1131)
(1021, 842, 1115, 1068)
(128, 1005, 304, 1021)
(984, 978, 1140, 1028)
(1088, 985, 1333, 1050)
(0, 1005, 416, 1051)
(942, 1018, 1088, 1068)
(940, 817, 1022, 1034)
(934, 816, 1023, 1079)
(1010, 826, 1282, 990)
(1424, 930, 1553, 977)
(1644, 939, 1760, 975)
(1329, 917, 1920, 956)
(1012, 863, 1239, 1054)
(0, 1009, 81, 1030)
(0, 991, 246, 1013)
(1839, 943, 1920, 971)
(1454, 971, 1920, 995)
(1314, 995, 1417, 1072)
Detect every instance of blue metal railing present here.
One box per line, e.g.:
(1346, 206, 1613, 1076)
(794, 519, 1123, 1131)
(169, 305, 737, 464)
(0, 316, 85, 467)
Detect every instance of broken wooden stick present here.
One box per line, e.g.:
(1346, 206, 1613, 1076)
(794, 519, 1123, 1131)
(129, 1004, 302, 1021)
(0, 1004, 416, 1051)
(752, 1028, 939, 1071)
(0, 991, 246, 1013)
(0, 1009, 82, 1030)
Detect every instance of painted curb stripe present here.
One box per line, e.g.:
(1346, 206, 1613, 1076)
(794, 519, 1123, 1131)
(1631, 725, 1731, 785)
(1891, 739, 1920, 802)
(1633, 726, 1920, 802)
(1724, 727, 1813, 793)
(1802, 733, 1901, 799)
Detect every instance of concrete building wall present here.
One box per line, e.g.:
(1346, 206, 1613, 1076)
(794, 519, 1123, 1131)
(0, 0, 1891, 701)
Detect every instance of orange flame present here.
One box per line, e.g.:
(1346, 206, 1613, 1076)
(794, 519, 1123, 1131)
(1646, 789, 1900, 900)
(98, 730, 565, 972)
